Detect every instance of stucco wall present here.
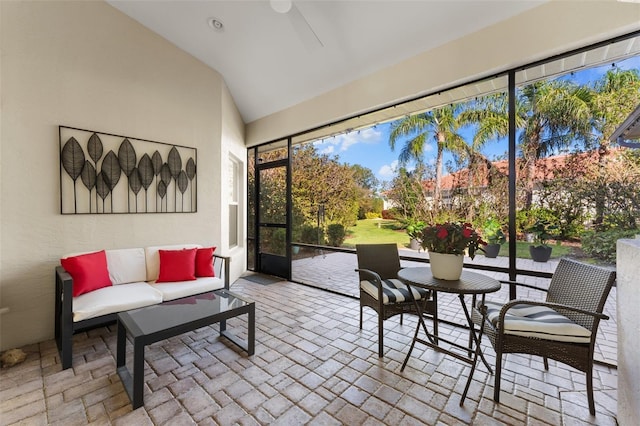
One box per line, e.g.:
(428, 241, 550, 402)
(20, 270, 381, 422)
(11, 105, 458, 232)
(617, 238, 640, 425)
(0, 1, 245, 350)
(246, 0, 640, 146)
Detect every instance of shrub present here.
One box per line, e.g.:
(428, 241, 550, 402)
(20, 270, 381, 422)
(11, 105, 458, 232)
(581, 228, 638, 263)
(381, 209, 397, 220)
(327, 224, 346, 247)
(300, 225, 324, 244)
(365, 212, 381, 219)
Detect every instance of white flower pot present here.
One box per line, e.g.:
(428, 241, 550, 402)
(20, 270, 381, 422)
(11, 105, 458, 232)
(428, 252, 464, 280)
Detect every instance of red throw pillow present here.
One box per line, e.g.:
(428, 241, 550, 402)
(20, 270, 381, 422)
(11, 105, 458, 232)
(156, 248, 197, 282)
(195, 247, 217, 277)
(61, 250, 112, 297)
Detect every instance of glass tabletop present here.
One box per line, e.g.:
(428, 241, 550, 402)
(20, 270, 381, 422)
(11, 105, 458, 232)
(119, 290, 252, 336)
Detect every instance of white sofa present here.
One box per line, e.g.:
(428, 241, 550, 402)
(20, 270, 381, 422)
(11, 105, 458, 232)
(55, 244, 229, 369)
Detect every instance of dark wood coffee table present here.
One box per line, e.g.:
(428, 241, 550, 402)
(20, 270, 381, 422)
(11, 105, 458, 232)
(116, 289, 255, 409)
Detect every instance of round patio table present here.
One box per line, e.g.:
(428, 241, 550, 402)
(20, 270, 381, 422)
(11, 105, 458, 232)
(397, 267, 501, 405)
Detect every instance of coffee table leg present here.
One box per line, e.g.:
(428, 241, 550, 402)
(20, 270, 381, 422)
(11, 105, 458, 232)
(248, 303, 255, 355)
(132, 338, 145, 409)
(116, 320, 126, 368)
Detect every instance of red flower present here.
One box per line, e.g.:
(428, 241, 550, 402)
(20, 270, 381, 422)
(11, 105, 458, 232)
(462, 228, 472, 238)
(436, 227, 448, 239)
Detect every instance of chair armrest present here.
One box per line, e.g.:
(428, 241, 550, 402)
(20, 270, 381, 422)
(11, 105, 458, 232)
(498, 299, 609, 323)
(213, 253, 231, 289)
(355, 268, 382, 283)
(355, 268, 384, 301)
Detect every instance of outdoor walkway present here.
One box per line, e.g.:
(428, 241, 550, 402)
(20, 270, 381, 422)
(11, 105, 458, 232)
(0, 259, 618, 425)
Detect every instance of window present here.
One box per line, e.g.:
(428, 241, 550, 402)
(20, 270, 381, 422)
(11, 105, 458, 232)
(228, 155, 242, 248)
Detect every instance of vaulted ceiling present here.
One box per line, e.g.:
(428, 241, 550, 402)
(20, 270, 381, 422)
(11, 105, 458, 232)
(107, 1, 546, 123)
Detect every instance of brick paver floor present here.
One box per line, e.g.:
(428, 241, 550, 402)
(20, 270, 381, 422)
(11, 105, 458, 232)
(0, 268, 618, 425)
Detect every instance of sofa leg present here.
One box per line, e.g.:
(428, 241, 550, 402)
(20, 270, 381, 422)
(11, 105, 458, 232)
(60, 322, 73, 370)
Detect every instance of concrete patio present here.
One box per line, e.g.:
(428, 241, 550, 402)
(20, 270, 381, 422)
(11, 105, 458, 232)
(0, 252, 618, 425)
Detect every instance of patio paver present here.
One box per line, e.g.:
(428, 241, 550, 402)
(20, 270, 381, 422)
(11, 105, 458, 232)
(0, 263, 618, 425)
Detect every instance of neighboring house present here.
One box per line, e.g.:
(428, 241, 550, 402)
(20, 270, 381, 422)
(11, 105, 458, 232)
(422, 150, 610, 206)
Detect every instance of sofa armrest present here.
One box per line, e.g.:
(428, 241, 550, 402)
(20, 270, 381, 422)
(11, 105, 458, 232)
(55, 266, 74, 369)
(213, 253, 231, 289)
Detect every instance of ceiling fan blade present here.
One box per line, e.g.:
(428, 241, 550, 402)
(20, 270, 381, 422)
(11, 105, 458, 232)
(287, 3, 324, 50)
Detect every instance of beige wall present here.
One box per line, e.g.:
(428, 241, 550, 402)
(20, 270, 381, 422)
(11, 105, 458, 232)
(0, 1, 245, 350)
(246, 0, 640, 146)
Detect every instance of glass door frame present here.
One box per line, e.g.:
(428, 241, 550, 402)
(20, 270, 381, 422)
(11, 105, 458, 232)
(248, 139, 292, 280)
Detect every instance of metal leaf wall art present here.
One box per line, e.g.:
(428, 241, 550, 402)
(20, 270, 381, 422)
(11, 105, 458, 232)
(59, 126, 197, 214)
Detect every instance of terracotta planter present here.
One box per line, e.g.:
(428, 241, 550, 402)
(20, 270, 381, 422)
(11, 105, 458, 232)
(529, 245, 552, 262)
(428, 252, 464, 280)
(484, 243, 501, 258)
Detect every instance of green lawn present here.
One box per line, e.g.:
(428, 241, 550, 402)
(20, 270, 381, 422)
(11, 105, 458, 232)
(343, 219, 572, 259)
(343, 219, 409, 248)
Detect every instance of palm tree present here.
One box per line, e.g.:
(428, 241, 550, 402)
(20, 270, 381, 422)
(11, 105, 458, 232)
(590, 68, 640, 160)
(388, 104, 466, 207)
(589, 68, 640, 227)
(517, 80, 593, 209)
(458, 93, 520, 188)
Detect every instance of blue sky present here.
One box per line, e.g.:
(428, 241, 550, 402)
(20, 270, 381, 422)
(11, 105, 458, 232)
(313, 56, 640, 185)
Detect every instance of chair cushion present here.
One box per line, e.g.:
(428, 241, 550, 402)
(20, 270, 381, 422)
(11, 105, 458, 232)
(483, 300, 591, 343)
(360, 278, 428, 304)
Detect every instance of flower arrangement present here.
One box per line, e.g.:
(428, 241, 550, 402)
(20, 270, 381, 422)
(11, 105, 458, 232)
(420, 222, 486, 259)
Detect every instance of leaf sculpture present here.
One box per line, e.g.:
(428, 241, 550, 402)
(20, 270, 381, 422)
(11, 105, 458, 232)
(101, 151, 121, 212)
(152, 151, 163, 211)
(80, 161, 96, 212)
(177, 170, 188, 211)
(87, 133, 103, 213)
(87, 133, 103, 163)
(118, 139, 137, 212)
(61, 137, 86, 213)
(129, 167, 142, 212)
(160, 163, 172, 212)
(138, 154, 154, 212)
(96, 171, 110, 213)
(158, 181, 167, 212)
(168, 147, 182, 207)
(186, 157, 196, 211)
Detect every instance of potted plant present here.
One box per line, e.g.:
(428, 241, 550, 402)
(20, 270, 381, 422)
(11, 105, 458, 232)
(420, 222, 486, 280)
(406, 219, 426, 251)
(527, 219, 557, 262)
(481, 218, 506, 258)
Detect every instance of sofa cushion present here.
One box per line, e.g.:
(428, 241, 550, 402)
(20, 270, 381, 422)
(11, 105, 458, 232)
(157, 248, 197, 282)
(105, 248, 147, 285)
(73, 282, 163, 322)
(61, 250, 112, 297)
(145, 244, 201, 282)
(152, 277, 224, 301)
(195, 247, 217, 277)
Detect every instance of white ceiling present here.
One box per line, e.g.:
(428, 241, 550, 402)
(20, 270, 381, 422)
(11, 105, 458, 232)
(107, 0, 546, 123)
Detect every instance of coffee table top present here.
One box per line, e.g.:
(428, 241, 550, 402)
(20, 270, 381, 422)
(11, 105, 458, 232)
(397, 267, 501, 295)
(118, 289, 252, 337)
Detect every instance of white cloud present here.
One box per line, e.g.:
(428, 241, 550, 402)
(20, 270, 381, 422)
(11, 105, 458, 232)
(331, 126, 383, 152)
(378, 160, 398, 179)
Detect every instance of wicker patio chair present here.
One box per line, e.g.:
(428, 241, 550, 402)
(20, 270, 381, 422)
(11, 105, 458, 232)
(474, 258, 616, 415)
(356, 243, 438, 357)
